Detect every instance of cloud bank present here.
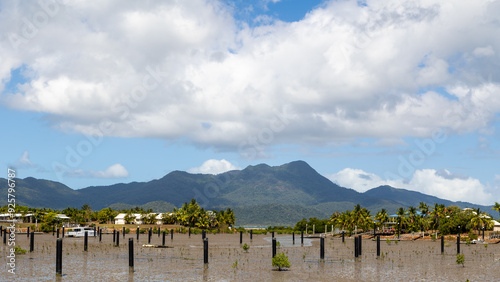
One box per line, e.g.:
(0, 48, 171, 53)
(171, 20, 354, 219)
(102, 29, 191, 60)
(1, 0, 499, 151)
(328, 167, 496, 205)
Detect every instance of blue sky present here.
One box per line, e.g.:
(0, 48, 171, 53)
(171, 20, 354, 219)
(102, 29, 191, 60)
(1, 0, 500, 205)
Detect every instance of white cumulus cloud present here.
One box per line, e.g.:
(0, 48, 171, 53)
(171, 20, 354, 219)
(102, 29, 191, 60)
(328, 167, 496, 205)
(0, 0, 499, 151)
(189, 159, 240, 175)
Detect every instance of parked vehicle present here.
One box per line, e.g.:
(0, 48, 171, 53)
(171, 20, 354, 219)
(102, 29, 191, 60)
(66, 227, 95, 237)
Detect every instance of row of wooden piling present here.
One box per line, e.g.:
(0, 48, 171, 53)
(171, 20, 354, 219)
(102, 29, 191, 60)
(0, 225, 467, 277)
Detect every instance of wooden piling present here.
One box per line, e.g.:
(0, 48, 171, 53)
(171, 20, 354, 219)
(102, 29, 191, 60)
(84, 231, 88, 251)
(441, 235, 444, 254)
(376, 235, 380, 257)
(320, 237, 325, 260)
(203, 238, 208, 264)
(56, 238, 62, 276)
(129, 238, 134, 272)
(30, 231, 34, 252)
(354, 236, 359, 258)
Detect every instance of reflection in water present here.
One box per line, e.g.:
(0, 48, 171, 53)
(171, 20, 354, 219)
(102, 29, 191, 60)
(263, 236, 314, 247)
(128, 269, 134, 282)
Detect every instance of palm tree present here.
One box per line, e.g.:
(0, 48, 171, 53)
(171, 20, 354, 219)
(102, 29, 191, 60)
(396, 207, 408, 236)
(492, 202, 500, 220)
(470, 208, 492, 233)
(375, 209, 389, 231)
(124, 211, 136, 224)
(407, 206, 418, 232)
(143, 213, 157, 225)
(81, 204, 92, 223)
(418, 202, 430, 234)
(430, 203, 445, 233)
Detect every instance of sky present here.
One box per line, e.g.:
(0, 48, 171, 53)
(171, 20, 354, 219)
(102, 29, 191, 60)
(1, 0, 500, 206)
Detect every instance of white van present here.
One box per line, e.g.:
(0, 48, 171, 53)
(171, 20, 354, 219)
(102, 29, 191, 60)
(66, 227, 95, 237)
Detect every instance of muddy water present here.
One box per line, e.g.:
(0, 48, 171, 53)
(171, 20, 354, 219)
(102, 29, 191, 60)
(2, 233, 500, 281)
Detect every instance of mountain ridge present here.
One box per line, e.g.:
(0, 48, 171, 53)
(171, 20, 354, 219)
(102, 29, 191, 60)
(0, 160, 491, 225)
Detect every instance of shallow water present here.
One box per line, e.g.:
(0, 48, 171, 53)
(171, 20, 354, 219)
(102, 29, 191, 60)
(2, 233, 500, 281)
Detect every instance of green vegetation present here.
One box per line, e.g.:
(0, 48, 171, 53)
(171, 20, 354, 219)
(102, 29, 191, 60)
(272, 253, 290, 271)
(456, 253, 465, 267)
(14, 245, 26, 255)
(242, 243, 250, 252)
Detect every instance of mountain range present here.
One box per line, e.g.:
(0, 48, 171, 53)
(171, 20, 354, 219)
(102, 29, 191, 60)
(0, 160, 491, 225)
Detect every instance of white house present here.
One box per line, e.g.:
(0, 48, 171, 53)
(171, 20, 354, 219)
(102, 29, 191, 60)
(0, 213, 33, 223)
(114, 213, 142, 225)
(492, 220, 500, 232)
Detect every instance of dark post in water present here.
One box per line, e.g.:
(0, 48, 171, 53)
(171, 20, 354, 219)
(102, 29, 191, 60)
(376, 235, 380, 257)
(171, 229, 174, 240)
(272, 238, 277, 258)
(116, 231, 120, 247)
(342, 231, 345, 243)
(137, 227, 140, 241)
(84, 231, 88, 251)
(30, 231, 34, 252)
(162, 231, 166, 246)
(292, 232, 295, 244)
(203, 238, 208, 264)
(189, 227, 191, 238)
(250, 229, 253, 240)
(320, 237, 325, 260)
(301, 230, 304, 245)
(113, 229, 116, 243)
(99, 230, 102, 242)
(148, 228, 152, 244)
(272, 231, 275, 238)
(56, 238, 62, 276)
(27, 226, 30, 238)
(354, 236, 359, 258)
(441, 235, 444, 254)
(62, 227, 65, 238)
(129, 238, 134, 272)
(457, 233, 460, 254)
(123, 227, 125, 238)
(240, 231, 243, 244)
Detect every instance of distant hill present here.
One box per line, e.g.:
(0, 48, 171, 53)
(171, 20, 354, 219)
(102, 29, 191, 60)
(0, 160, 491, 225)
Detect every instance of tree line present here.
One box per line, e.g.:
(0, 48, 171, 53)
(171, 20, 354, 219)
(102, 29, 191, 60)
(324, 202, 498, 235)
(0, 199, 235, 231)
